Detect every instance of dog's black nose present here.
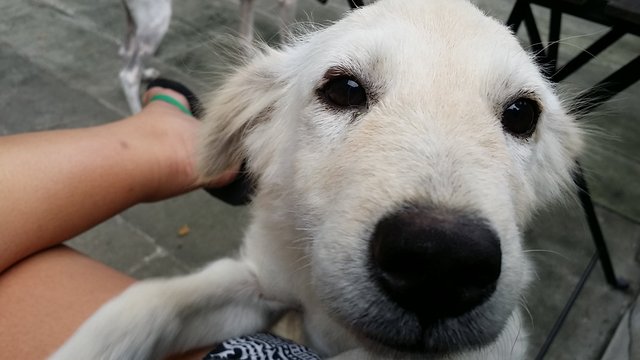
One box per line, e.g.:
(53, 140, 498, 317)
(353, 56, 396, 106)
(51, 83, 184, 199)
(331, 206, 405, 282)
(370, 207, 501, 322)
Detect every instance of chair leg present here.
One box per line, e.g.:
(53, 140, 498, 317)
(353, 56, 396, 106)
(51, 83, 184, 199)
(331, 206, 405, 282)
(347, 0, 364, 9)
(573, 163, 629, 290)
(572, 54, 640, 113)
(534, 252, 600, 359)
(533, 166, 629, 359)
(507, 1, 548, 66)
(506, 0, 526, 32)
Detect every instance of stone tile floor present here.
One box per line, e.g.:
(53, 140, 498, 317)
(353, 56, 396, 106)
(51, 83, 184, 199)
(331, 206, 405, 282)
(1, 0, 638, 358)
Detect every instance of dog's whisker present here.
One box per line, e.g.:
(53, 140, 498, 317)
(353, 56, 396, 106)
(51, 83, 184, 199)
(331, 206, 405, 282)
(293, 256, 313, 272)
(293, 226, 315, 232)
(510, 311, 524, 357)
(519, 297, 535, 328)
(523, 248, 570, 261)
(521, 28, 605, 55)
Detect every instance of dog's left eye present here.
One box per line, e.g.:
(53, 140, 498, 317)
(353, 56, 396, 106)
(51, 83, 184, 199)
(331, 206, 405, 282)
(501, 97, 540, 138)
(319, 76, 367, 108)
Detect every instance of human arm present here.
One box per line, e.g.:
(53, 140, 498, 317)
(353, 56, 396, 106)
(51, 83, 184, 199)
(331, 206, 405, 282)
(0, 92, 236, 273)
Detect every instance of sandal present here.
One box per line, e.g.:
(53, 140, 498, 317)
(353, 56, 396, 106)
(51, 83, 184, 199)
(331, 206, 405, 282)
(146, 78, 254, 206)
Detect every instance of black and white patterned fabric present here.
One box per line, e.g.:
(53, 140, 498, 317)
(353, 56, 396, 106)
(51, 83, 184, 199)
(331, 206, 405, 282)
(203, 333, 321, 360)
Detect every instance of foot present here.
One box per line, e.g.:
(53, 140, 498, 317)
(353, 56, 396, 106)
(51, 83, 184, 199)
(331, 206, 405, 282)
(121, 87, 238, 201)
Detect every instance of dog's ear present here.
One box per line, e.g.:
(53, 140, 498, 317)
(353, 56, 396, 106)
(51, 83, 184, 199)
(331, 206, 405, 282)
(198, 49, 286, 178)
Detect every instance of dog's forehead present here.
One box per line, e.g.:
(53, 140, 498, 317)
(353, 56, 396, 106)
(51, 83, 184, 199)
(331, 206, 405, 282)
(293, 0, 538, 96)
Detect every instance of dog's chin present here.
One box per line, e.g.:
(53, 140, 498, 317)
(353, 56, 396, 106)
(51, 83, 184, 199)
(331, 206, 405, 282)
(368, 312, 503, 354)
(329, 297, 510, 355)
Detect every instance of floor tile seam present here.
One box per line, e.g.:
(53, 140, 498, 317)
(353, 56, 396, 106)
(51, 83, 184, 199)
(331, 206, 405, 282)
(156, 19, 253, 63)
(598, 307, 634, 360)
(114, 215, 193, 273)
(125, 246, 171, 275)
(31, 0, 76, 19)
(170, 16, 225, 38)
(146, 56, 209, 88)
(32, 0, 122, 45)
(156, 40, 215, 64)
(629, 297, 640, 357)
(607, 310, 632, 360)
(154, 34, 248, 76)
(172, 0, 281, 25)
(593, 201, 640, 226)
(0, 40, 129, 119)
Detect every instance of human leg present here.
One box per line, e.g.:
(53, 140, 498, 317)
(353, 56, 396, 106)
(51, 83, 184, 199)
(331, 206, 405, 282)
(0, 246, 209, 359)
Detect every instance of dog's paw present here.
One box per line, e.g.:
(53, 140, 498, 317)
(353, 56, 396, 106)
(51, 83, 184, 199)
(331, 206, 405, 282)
(50, 258, 277, 360)
(50, 281, 177, 360)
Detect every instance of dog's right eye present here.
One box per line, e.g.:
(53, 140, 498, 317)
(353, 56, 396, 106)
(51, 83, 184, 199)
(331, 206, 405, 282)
(319, 76, 368, 109)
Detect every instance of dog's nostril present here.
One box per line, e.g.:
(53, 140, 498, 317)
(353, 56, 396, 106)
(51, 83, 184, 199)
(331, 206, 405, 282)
(370, 207, 501, 322)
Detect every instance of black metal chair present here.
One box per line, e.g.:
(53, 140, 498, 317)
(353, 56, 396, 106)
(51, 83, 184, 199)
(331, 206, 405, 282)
(506, 0, 639, 358)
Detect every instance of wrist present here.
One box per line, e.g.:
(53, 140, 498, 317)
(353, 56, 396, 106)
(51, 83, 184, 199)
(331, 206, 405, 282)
(112, 105, 202, 202)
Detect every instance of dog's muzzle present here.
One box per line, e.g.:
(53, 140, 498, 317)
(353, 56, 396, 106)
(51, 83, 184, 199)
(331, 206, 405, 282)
(370, 206, 502, 325)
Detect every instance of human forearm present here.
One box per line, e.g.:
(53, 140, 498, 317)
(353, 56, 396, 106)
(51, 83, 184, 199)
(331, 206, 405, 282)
(0, 92, 237, 273)
(0, 119, 167, 272)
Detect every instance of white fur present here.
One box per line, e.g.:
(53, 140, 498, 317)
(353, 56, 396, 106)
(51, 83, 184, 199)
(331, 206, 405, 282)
(53, 0, 583, 359)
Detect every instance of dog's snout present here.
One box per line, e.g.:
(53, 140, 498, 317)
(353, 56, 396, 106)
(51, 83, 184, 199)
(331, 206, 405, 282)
(370, 207, 501, 322)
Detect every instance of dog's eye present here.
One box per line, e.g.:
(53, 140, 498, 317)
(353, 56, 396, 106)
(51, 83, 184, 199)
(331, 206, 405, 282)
(320, 76, 367, 108)
(501, 98, 540, 138)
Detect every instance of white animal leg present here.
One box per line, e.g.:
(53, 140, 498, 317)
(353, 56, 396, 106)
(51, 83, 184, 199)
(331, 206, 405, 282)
(119, 0, 136, 58)
(136, 3, 171, 83)
(119, 0, 172, 113)
(50, 258, 285, 360)
(119, 47, 143, 114)
(119, 41, 143, 113)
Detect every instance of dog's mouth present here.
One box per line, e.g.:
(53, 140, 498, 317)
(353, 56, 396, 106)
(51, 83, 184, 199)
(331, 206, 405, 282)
(344, 298, 507, 354)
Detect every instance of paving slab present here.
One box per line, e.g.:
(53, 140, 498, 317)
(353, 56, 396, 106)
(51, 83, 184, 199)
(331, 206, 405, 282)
(0, 4, 130, 117)
(128, 250, 194, 279)
(0, 42, 120, 132)
(121, 191, 249, 270)
(66, 215, 189, 277)
(601, 293, 640, 360)
(584, 151, 640, 223)
(523, 204, 640, 359)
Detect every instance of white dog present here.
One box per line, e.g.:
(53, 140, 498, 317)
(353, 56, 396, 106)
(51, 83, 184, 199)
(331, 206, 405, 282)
(53, 0, 583, 358)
